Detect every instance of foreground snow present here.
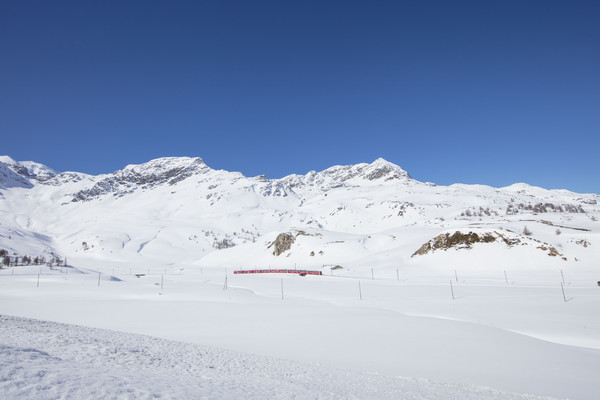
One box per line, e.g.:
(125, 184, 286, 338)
(1, 263, 599, 399)
(1, 315, 557, 400)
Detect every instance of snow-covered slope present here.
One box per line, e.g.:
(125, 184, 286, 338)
(1, 155, 598, 272)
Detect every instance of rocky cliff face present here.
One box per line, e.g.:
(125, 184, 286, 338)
(63, 157, 416, 203)
(70, 157, 210, 201)
(0, 156, 60, 189)
(0, 159, 33, 189)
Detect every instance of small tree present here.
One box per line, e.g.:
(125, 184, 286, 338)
(2, 256, 9, 267)
(523, 226, 532, 236)
(555, 229, 561, 235)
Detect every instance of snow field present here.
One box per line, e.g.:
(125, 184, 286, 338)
(1, 261, 599, 399)
(1, 315, 558, 400)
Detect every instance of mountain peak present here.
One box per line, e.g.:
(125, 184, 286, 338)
(312, 158, 412, 185)
(370, 157, 393, 166)
(70, 157, 210, 202)
(121, 157, 206, 173)
(362, 158, 411, 181)
(17, 161, 57, 181)
(0, 155, 17, 165)
(0, 156, 57, 187)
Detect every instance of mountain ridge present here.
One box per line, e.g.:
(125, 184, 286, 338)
(0, 155, 598, 271)
(4, 155, 597, 195)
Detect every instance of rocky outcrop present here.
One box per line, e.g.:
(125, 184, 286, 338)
(412, 231, 496, 257)
(70, 157, 209, 202)
(537, 245, 566, 259)
(268, 231, 309, 256)
(0, 161, 33, 189)
(260, 181, 295, 197)
(270, 233, 295, 256)
(412, 230, 568, 261)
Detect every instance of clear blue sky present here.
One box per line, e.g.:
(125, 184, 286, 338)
(1, 1, 599, 193)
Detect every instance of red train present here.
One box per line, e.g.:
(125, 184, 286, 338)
(233, 269, 322, 276)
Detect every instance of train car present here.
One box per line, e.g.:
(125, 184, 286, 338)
(233, 268, 323, 276)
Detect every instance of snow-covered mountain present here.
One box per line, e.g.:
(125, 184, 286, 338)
(2, 155, 600, 400)
(1, 155, 598, 271)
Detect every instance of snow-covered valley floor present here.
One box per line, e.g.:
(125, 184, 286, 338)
(1, 314, 558, 400)
(1, 261, 599, 399)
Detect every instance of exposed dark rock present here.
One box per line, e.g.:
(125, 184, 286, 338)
(412, 231, 497, 257)
(537, 245, 566, 259)
(71, 158, 208, 202)
(413, 230, 568, 261)
(271, 233, 295, 256)
(260, 181, 294, 197)
(365, 165, 395, 180)
(575, 239, 590, 248)
(494, 232, 522, 246)
(268, 231, 309, 256)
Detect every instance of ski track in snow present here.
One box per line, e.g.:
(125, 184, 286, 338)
(0, 315, 556, 400)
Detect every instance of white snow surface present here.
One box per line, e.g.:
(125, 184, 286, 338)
(1, 314, 558, 400)
(1, 155, 600, 399)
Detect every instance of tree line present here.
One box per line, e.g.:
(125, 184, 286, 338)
(0, 249, 64, 268)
